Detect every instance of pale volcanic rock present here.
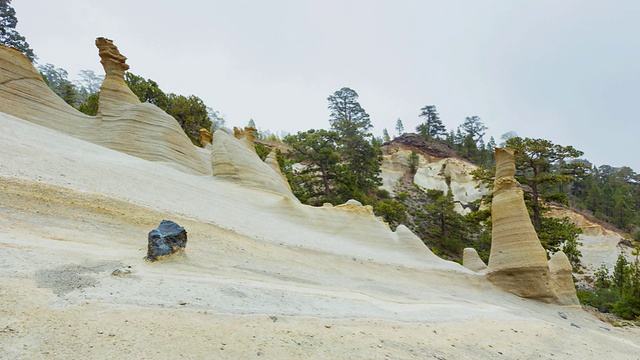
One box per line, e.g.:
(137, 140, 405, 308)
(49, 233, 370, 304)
(380, 147, 487, 214)
(393, 225, 466, 270)
(548, 251, 580, 306)
(265, 151, 291, 191)
(379, 148, 423, 194)
(463, 248, 487, 272)
(413, 159, 449, 194)
(487, 148, 555, 302)
(0, 42, 212, 176)
(210, 130, 296, 199)
(0, 45, 94, 139)
(2, 93, 640, 359)
(546, 206, 633, 275)
(454, 202, 471, 215)
(413, 158, 489, 205)
(233, 126, 258, 152)
(334, 199, 375, 216)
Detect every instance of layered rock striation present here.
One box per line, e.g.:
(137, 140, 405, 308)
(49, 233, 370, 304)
(462, 248, 487, 272)
(0, 38, 302, 200)
(0, 41, 211, 175)
(485, 148, 578, 305)
(211, 130, 296, 199)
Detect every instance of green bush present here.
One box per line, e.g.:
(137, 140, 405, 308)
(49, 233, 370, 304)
(377, 189, 390, 199)
(613, 293, 640, 320)
(255, 143, 270, 161)
(373, 199, 407, 228)
(577, 288, 620, 313)
(440, 236, 465, 255)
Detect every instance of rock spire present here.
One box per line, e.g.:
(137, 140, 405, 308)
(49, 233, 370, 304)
(486, 147, 578, 305)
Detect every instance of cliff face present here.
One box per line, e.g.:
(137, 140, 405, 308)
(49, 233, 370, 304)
(380, 141, 489, 214)
(547, 207, 635, 276)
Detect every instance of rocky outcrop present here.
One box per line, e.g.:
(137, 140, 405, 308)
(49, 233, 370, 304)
(392, 225, 463, 270)
(548, 252, 580, 306)
(95, 37, 140, 115)
(414, 158, 489, 209)
(334, 199, 375, 216)
(462, 248, 487, 272)
(380, 143, 489, 214)
(146, 220, 188, 261)
(486, 148, 579, 305)
(265, 151, 291, 190)
(487, 147, 553, 300)
(199, 128, 213, 148)
(388, 134, 457, 159)
(233, 126, 258, 152)
(211, 130, 297, 200)
(546, 206, 634, 275)
(0, 41, 211, 176)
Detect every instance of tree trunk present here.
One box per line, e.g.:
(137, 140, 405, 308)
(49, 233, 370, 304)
(320, 164, 331, 198)
(531, 168, 542, 230)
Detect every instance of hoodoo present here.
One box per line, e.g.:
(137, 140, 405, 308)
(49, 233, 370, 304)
(486, 147, 578, 305)
(0, 39, 211, 176)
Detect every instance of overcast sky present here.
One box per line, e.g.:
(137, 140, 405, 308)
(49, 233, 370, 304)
(12, 0, 640, 171)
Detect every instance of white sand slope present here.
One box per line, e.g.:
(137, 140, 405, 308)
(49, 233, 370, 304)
(2, 113, 640, 358)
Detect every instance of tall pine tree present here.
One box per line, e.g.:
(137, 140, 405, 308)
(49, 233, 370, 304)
(327, 87, 381, 202)
(416, 105, 446, 141)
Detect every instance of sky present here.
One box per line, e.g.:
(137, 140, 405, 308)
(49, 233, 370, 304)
(11, 0, 640, 171)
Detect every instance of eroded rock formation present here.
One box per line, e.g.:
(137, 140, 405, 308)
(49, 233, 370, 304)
(233, 126, 257, 152)
(0, 41, 211, 176)
(211, 130, 296, 200)
(549, 252, 580, 306)
(486, 148, 578, 305)
(462, 248, 487, 272)
(379, 143, 489, 214)
(199, 128, 213, 148)
(265, 151, 291, 190)
(413, 158, 489, 211)
(487, 147, 555, 300)
(95, 37, 140, 114)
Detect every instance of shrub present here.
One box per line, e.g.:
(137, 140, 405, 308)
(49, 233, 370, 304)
(613, 293, 640, 320)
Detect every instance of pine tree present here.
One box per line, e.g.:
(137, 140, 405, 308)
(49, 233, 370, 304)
(395, 118, 404, 136)
(382, 128, 390, 142)
(416, 105, 446, 140)
(327, 87, 381, 202)
(0, 0, 35, 62)
(505, 137, 585, 230)
(284, 129, 341, 203)
(328, 87, 372, 137)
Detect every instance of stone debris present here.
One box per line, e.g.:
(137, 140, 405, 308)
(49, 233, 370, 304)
(558, 312, 567, 319)
(146, 220, 188, 261)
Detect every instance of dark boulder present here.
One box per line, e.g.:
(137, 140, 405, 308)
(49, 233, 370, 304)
(146, 220, 187, 261)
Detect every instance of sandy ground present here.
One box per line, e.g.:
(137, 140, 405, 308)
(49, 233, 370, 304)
(1, 113, 640, 359)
